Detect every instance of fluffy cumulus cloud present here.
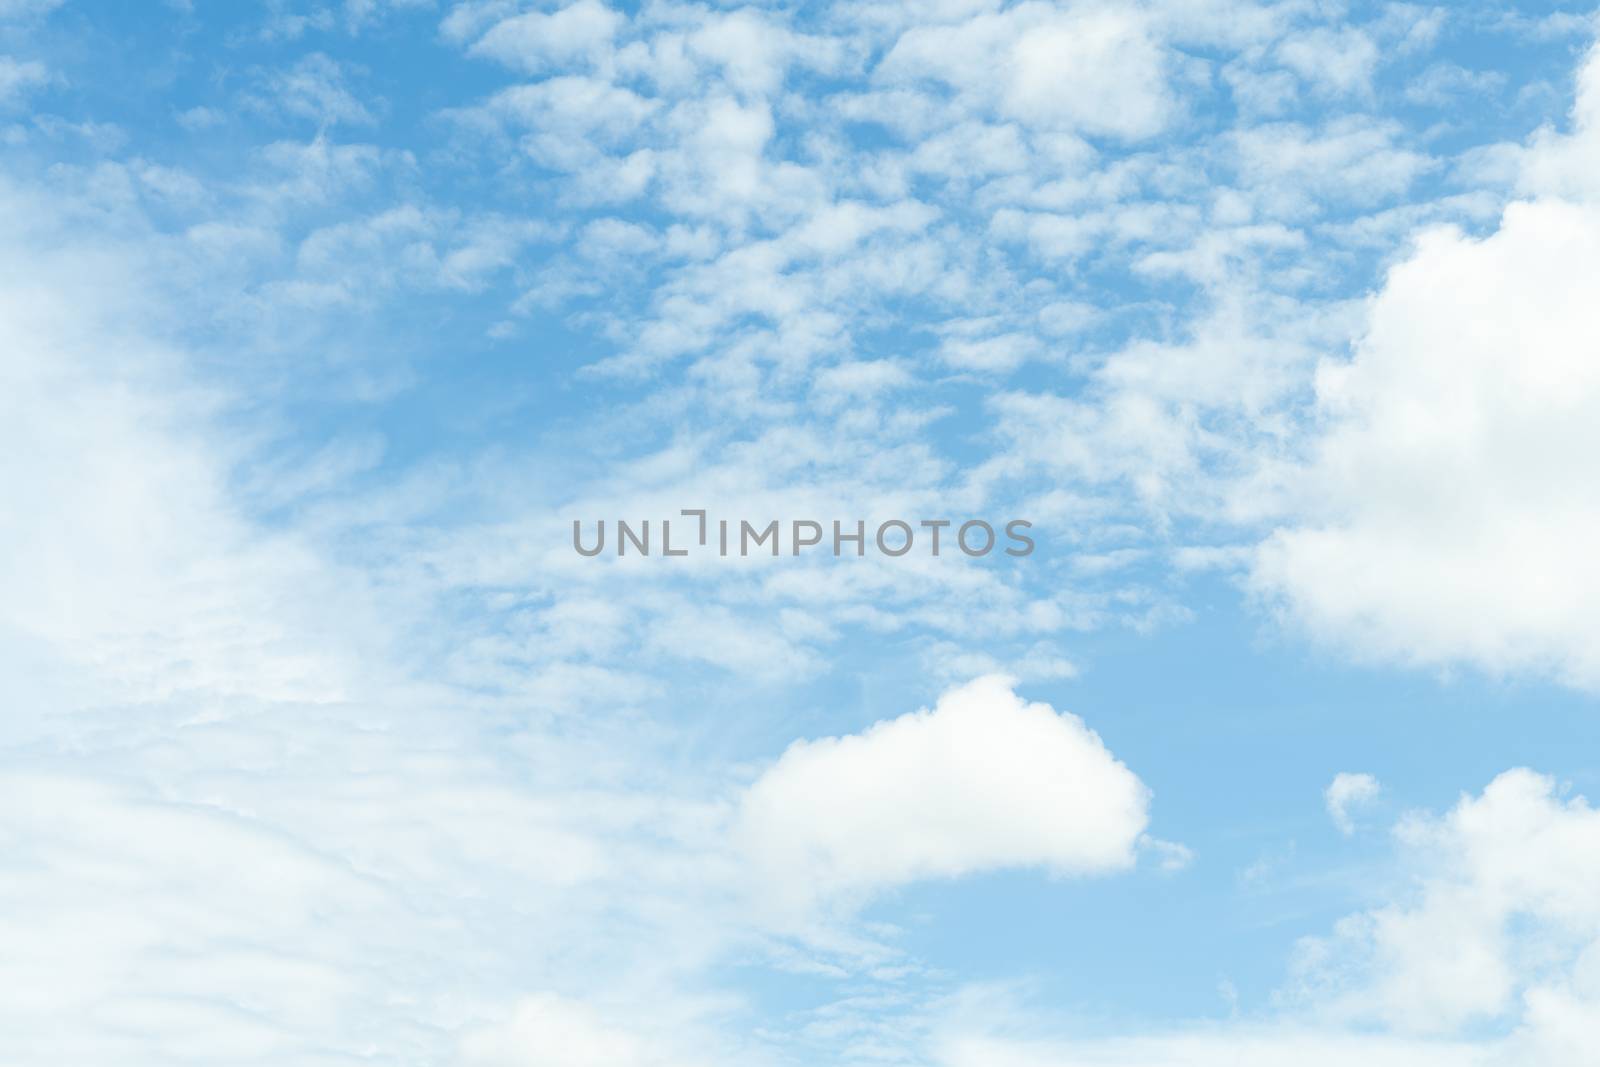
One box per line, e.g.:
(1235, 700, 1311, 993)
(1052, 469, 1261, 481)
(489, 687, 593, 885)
(1252, 50, 1600, 686)
(935, 769, 1600, 1066)
(736, 675, 1150, 916)
(1295, 769, 1600, 1041)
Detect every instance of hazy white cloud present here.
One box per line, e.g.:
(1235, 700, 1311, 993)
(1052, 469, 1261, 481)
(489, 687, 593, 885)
(1325, 771, 1381, 835)
(0, 181, 380, 709)
(1404, 63, 1506, 108)
(0, 771, 405, 1063)
(0, 56, 48, 106)
(257, 0, 432, 39)
(937, 1028, 1489, 1067)
(454, 993, 750, 1067)
(0, 0, 63, 19)
(259, 53, 377, 126)
(457, 996, 657, 1067)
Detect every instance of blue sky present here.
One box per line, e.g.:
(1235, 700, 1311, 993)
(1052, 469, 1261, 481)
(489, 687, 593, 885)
(5, 1, 1600, 1065)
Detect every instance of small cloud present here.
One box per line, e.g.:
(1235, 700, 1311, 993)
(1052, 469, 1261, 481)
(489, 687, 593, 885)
(735, 675, 1151, 920)
(0, 56, 49, 107)
(1325, 772, 1382, 836)
(255, 53, 377, 128)
(175, 105, 224, 131)
(1141, 834, 1194, 872)
(0, 0, 66, 20)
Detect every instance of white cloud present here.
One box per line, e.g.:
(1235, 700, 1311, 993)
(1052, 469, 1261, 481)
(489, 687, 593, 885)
(0, 56, 48, 106)
(341, 0, 433, 30)
(454, 993, 746, 1067)
(735, 675, 1151, 917)
(1004, 9, 1172, 137)
(937, 1028, 1489, 1067)
(1252, 195, 1600, 687)
(0, 179, 377, 707)
(1248, 46, 1600, 690)
(1275, 27, 1379, 98)
(289, 204, 545, 300)
(456, 995, 659, 1067)
(0, 0, 63, 19)
(1325, 771, 1381, 835)
(877, 4, 1174, 140)
(681, 9, 847, 98)
(1293, 769, 1600, 1039)
(1229, 118, 1434, 212)
(0, 772, 401, 1063)
(482, 76, 658, 172)
(933, 769, 1600, 1066)
(9, 4, 1600, 1064)
(176, 104, 226, 130)
(938, 326, 1041, 372)
(256, 0, 431, 39)
(259, 53, 377, 126)
(0, 160, 1147, 1046)
(468, 0, 623, 74)
(1519, 43, 1600, 201)
(1404, 63, 1506, 108)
